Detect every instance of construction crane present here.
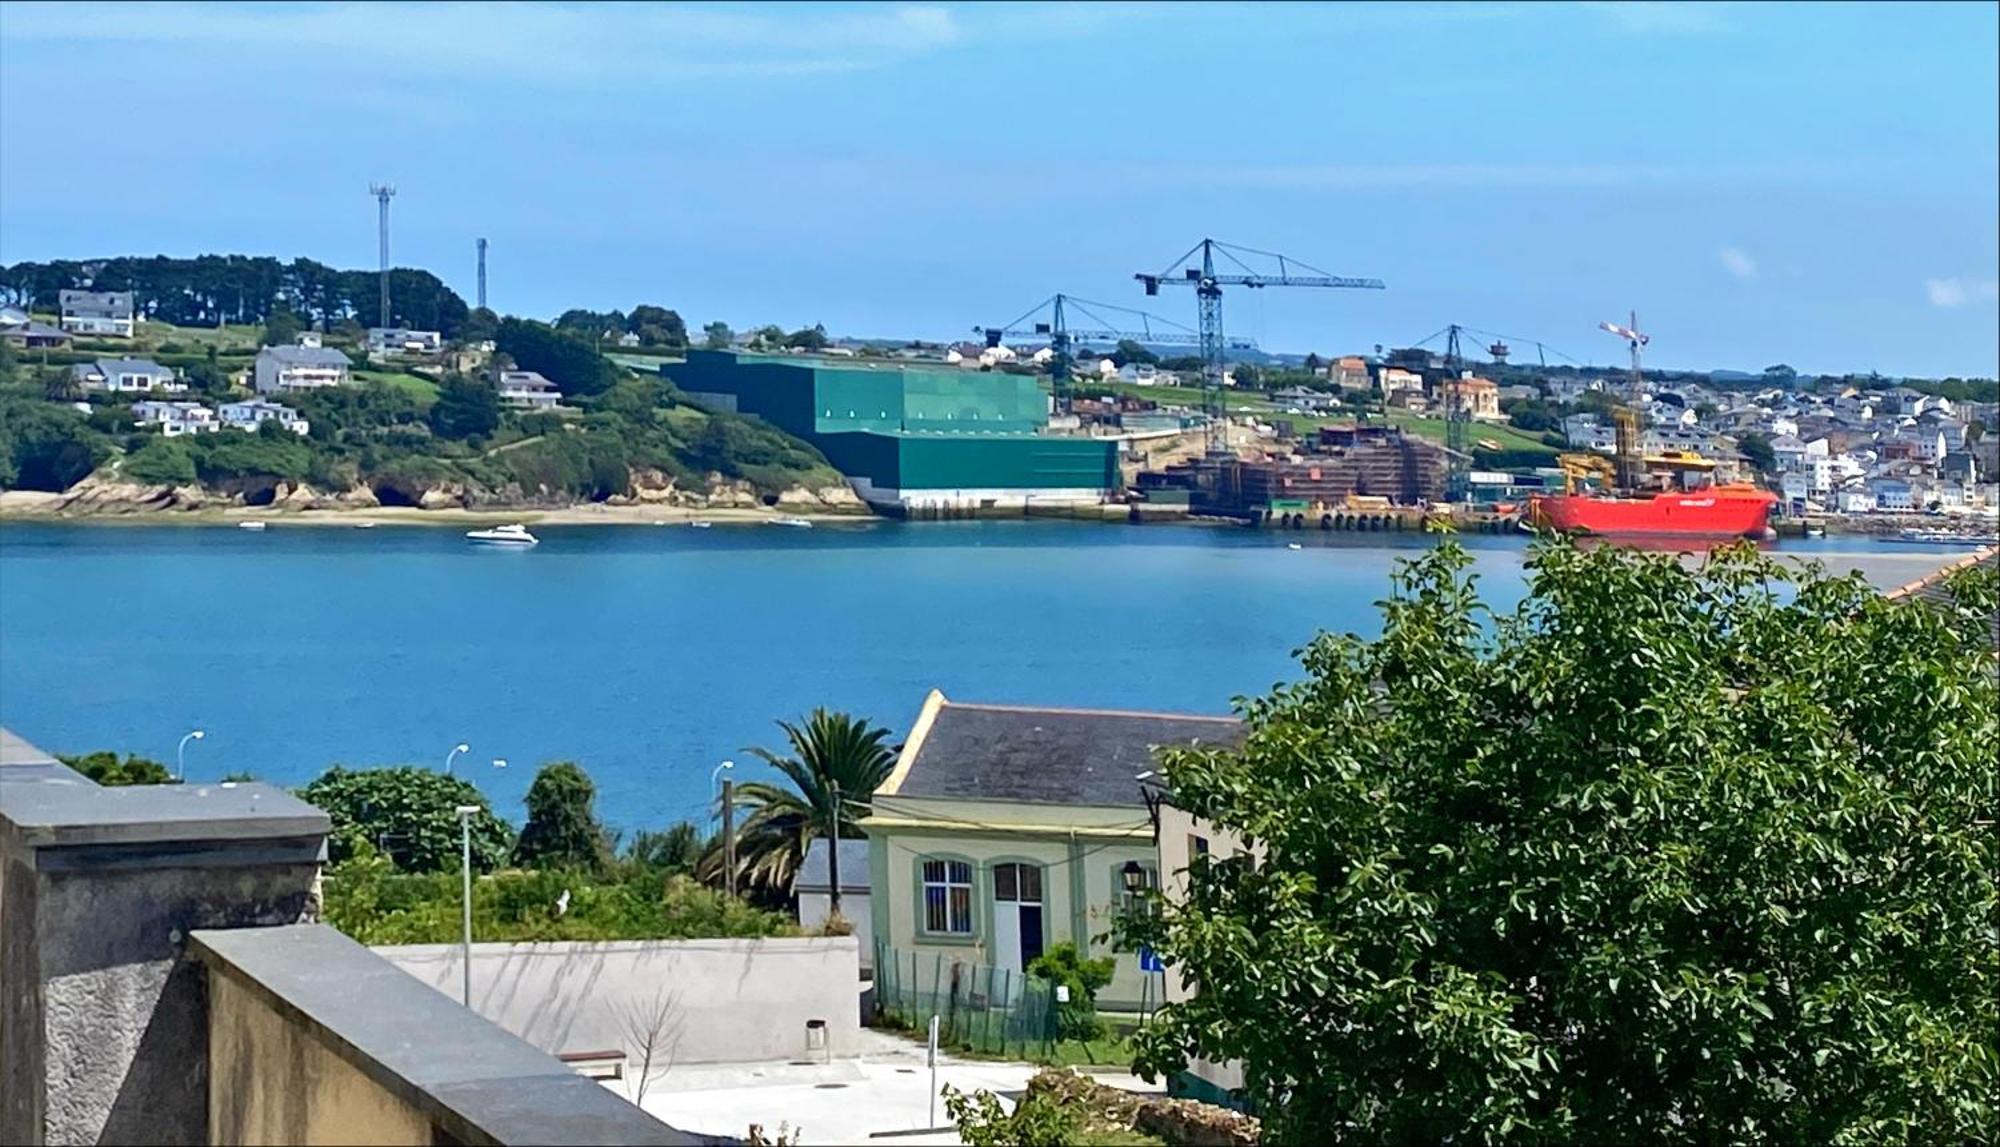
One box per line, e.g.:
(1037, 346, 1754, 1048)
(1137, 238, 1384, 454)
(1599, 311, 1649, 489)
(976, 294, 1254, 414)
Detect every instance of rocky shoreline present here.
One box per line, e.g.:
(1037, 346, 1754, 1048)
(0, 467, 874, 527)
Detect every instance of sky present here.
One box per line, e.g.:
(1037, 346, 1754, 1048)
(1, 1, 1996, 378)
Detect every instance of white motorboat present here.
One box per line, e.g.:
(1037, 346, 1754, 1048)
(237, 520, 267, 531)
(466, 523, 539, 546)
(770, 517, 813, 529)
(689, 520, 713, 529)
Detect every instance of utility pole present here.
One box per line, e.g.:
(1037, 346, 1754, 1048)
(454, 804, 480, 1008)
(828, 781, 843, 919)
(369, 183, 396, 326)
(476, 238, 488, 311)
(721, 776, 736, 899)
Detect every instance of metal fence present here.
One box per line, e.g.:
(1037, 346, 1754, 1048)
(873, 941, 1062, 1059)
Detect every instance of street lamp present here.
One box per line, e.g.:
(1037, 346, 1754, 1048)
(713, 760, 736, 897)
(175, 730, 205, 781)
(444, 743, 471, 774)
(454, 804, 482, 1007)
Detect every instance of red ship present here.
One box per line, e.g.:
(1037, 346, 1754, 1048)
(1528, 484, 1777, 539)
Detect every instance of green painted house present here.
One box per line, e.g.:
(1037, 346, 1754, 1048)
(863, 690, 1240, 1012)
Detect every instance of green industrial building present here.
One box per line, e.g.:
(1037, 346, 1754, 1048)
(664, 350, 1119, 514)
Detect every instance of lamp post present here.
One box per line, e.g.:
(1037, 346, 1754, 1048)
(444, 742, 471, 775)
(175, 729, 205, 781)
(712, 760, 736, 897)
(454, 804, 482, 1007)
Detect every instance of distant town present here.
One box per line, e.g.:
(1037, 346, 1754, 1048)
(1, 255, 1994, 535)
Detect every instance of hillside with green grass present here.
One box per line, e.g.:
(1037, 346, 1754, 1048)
(0, 317, 846, 508)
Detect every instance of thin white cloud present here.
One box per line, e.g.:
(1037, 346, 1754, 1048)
(1925, 278, 2000, 308)
(0, 2, 964, 79)
(1718, 247, 1758, 280)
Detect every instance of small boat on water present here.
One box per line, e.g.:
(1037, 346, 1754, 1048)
(354, 521, 378, 529)
(466, 523, 539, 546)
(1885, 527, 1998, 547)
(238, 521, 267, 531)
(689, 521, 713, 529)
(769, 517, 813, 529)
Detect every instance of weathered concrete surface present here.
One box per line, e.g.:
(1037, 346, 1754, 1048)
(1, 724, 329, 1146)
(210, 970, 433, 1145)
(195, 926, 694, 1145)
(376, 937, 862, 1066)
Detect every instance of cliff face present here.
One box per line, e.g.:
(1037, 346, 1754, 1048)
(31, 465, 866, 516)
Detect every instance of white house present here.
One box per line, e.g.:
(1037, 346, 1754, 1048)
(795, 839, 871, 970)
(1119, 363, 1161, 385)
(495, 369, 562, 410)
(366, 327, 443, 356)
(219, 399, 310, 436)
(58, 290, 135, 338)
(1769, 434, 1809, 472)
(254, 345, 352, 394)
(1869, 477, 1916, 512)
(70, 357, 181, 394)
(130, 401, 218, 437)
(1834, 487, 1877, 514)
(1765, 415, 1799, 439)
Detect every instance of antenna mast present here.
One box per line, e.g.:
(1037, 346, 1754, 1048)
(476, 237, 488, 311)
(369, 183, 396, 325)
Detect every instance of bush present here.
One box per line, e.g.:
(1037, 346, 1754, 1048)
(1029, 942, 1117, 1042)
(122, 437, 196, 486)
(58, 751, 176, 786)
(297, 765, 515, 873)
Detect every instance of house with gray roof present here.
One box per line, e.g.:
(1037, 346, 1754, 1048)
(254, 343, 352, 394)
(58, 289, 136, 338)
(862, 689, 1242, 1012)
(70, 357, 181, 394)
(0, 306, 70, 348)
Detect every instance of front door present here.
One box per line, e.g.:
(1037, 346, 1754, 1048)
(991, 863, 1045, 990)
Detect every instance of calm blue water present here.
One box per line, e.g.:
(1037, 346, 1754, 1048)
(0, 521, 1946, 830)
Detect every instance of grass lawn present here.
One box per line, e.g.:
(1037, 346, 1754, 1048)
(353, 369, 439, 403)
(134, 320, 267, 353)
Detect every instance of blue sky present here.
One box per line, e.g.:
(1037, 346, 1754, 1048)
(2, 1, 1995, 377)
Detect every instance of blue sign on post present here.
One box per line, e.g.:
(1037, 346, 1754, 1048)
(1138, 945, 1164, 974)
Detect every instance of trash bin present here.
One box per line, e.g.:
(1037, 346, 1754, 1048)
(805, 1018, 828, 1061)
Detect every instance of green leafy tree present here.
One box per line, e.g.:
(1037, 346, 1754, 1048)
(1121, 540, 2000, 1144)
(784, 323, 830, 351)
(1028, 942, 1117, 1042)
(42, 367, 82, 403)
(627, 304, 687, 347)
(514, 761, 612, 874)
(496, 317, 620, 397)
(429, 373, 502, 440)
(260, 306, 302, 347)
(459, 306, 500, 344)
(298, 765, 514, 873)
(0, 336, 17, 384)
(1111, 339, 1158, 367)
(703, 709, 898, 894)
(1737, 430, 1777, 475)
(1303, 352, 1323, 374)
(58, 751, 176, 786)
(622, 822, 705, 874)
(702, 321, 733, 350)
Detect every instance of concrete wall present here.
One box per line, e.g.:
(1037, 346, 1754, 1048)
(208, 971, 431, 1146)
(376, 937, 862, 1067)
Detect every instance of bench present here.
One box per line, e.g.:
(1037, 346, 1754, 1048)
(557, 1048, 628, 1081)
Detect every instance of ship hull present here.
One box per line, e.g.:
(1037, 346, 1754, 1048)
(1529, 489, 1775, 539)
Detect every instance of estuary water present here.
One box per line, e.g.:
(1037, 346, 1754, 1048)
(0, 520, 1953, 830)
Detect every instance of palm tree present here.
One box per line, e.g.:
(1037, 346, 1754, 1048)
(705, 709, 898, 897)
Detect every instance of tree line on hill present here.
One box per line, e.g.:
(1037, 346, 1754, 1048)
(0, 256, 470, 335)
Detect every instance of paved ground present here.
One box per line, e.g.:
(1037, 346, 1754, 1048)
(610, 1029, 1160, 1145)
